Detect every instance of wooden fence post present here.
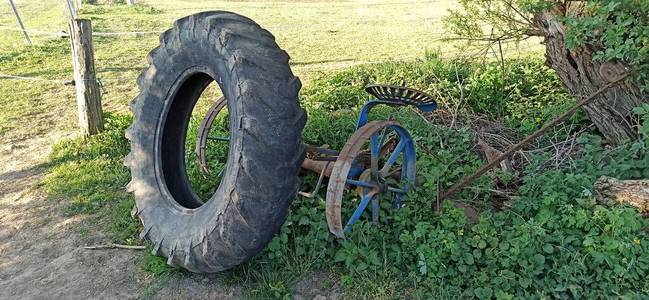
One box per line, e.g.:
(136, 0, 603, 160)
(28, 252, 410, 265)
(65, 0, 78, 19)
(6, 0, 31, 46)
(69, 19, 103, 136)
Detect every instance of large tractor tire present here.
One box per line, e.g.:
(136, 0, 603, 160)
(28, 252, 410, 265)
(124, 11, 306, 272)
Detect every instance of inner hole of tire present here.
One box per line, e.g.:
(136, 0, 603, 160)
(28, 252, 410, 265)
(186, 80, 230, 203)
(161, 73, 230, 209)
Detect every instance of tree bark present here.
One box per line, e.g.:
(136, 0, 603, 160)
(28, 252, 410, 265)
(594, 176, 649, 212)
(533, 11, 648, 145)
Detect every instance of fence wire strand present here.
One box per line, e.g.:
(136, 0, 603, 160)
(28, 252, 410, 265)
(0, 25, 163, 37)
(0, 1, 543, 87)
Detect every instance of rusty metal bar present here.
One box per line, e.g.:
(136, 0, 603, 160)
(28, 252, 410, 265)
(437, 73, 632, 208)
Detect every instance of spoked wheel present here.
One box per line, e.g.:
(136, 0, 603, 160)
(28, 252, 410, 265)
(195, 96, 229, 177)
(326, 120, 416, 238)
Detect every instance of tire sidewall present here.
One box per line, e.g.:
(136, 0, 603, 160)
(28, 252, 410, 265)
(138, 41, 240, 251)
(129, 12, 305, 272)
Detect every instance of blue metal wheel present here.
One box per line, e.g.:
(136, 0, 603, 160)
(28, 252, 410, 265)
(325, 120, 416, 238)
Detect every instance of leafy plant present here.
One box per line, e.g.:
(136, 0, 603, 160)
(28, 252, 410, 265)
(44, 57, 649, 298)
(302, 55, 573, 131)
(564, 0, 649, 90)
(253, 58, 649, 298)
(633, 103, 649, 145)
(445, 0, 649, 91)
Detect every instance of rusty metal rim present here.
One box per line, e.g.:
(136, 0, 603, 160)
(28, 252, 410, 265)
(325, 120, 416, 238)
(195, 96, 227, 176)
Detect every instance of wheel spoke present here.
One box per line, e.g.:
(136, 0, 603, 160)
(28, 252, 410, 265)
(380, 140, 405, 176)
(345, 179, 376, 189)
(387, 186, 407, 194)
(392, 193, 405, 208)
(371, 194, 380, 224)
(344, 193, 374, 232)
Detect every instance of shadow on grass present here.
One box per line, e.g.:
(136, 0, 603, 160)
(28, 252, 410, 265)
(42, 112, 138, 237)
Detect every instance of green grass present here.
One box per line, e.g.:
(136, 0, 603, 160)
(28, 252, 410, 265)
(0, 0, 544, 142)
(1, 0, 507, 290)
(0, 40, 76, 139)
(42, 113, 140, 243)
(10, 0, 647, 298)
(39, 56, 649, 298)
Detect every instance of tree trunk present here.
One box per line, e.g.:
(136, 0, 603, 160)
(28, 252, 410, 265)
(533, 11, 648, 145)
(594, 176, 649, 213)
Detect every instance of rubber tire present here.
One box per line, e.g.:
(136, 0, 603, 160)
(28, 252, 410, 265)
(124, 11, 306, 273)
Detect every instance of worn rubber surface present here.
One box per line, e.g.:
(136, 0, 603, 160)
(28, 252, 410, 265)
(124, 11, 306, 272)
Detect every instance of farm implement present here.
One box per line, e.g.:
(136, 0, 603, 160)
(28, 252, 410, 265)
(196, 84, 436, 239)
(125, 11, 437, 272)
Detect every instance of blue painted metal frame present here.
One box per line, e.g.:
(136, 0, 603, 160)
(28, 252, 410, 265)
(355, 101, 384, 130)
(355, 100, 437, 130)
(340, 94, 437, 233)
(342, 123, 417, 233)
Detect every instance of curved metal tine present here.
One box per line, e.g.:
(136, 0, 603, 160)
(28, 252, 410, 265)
(199, 164, 210, 178)
(298, 161, 330, 202)
(387, 186, 407, 194)
(379, 139, 406, 177)
(343, 192, 375, 233)
(392, 193, 405, 208)
(208, 166, 227, 194)
(216, 166, 226, 178)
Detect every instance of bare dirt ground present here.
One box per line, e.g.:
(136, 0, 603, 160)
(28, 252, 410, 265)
(0, 132, 242, 299)
(0, 132, 141, 299)
(0, 130, 339, 299)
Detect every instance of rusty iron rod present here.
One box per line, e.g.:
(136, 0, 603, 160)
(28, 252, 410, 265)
(436, 73, 632, 208)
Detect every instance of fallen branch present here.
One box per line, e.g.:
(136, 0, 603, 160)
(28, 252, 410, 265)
(594, 176, 649, 213)
(436, 72, 633, 209)
(83, 243, 146, 250)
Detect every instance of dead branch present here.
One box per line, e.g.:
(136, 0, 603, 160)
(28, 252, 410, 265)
(594, 176, 649, 213)
(83, 243, 146, 250)
(437, 72, 633, 207)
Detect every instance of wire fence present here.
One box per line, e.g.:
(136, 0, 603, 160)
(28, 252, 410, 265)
(0, 47, 545, 87)
(0, 0, 543, 86)
(0, 42, 545, 85)
(0, 73, 138, 86)
(0, 0, 453, 41)
(121, 0, 459, 12)
(0, 25, 163, 37)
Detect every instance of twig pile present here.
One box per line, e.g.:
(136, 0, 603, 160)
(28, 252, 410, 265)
(418, 107, 592, 211)
(422, 109, 586, 175)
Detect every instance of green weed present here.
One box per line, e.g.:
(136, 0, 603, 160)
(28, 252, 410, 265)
(302, 54, 582, 133)
(27, 1, 649, 297)
(216, 60, 649, 298)
(40, 56, 649, 298)
(139, 251, 175, 277)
